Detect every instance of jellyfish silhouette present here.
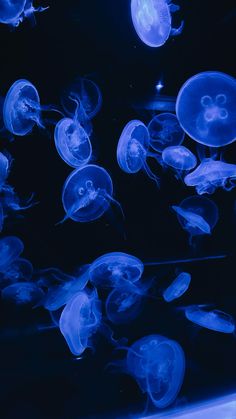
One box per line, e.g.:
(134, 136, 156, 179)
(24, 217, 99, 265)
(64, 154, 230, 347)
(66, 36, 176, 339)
(148, 113, 185, 152)
(184, 306, 235, 334)
(162, 145, 197, 171)
(163, 272, 191, 302)
(0, 0, 47, 27)
(176, 71, 236, 147)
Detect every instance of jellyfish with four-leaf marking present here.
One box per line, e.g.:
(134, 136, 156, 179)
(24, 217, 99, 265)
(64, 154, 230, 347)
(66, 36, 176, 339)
(184, 305, 235, 334)
(162, 145, 197, 172)
(1, 281, 44, 306)
(176, 71, 236, 147)
(148, 113, 185, 153)
(117, 119, 160, 186)
(172, 195, 219, 243)
(163, 271, 191, 303)
(131, 0, 184, 47)
(0, 0, 48, 27)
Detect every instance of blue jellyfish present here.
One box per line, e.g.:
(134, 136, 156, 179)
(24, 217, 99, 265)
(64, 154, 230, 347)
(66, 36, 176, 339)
(0, 258, 33, 289)
(0, 0, 48, 27)
(1, 281, 44, 306)
(172, 195, 219, 242)
(176, 71, 236, 147)
(0, 203, 4, 232)
(0, 152, 10, 188)
(135, 94, 177, 113)
(89, 252, 144, 288)
(117, 120, 160, 186)
(148, 113, 185, 152)
(163, 272, 191, 302)
(162, 146, 197, 171)
(62, 164, 121, 223)
(131, 0, 183, 47)
(59, 289, 102, 356)
(184, 306, 235, 334)
(126, 334, 185, 408)
(184, 159, 236, 195)
(0, 236, 24, 272)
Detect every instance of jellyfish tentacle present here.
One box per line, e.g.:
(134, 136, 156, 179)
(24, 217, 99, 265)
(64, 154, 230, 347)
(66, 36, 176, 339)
(142, 159, 160, 187)
(170, 20, 184, 36)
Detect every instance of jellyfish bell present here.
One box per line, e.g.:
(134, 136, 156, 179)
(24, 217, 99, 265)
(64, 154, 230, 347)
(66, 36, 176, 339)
(0, 0, 48, 27)
(162, 145, 197, 171)
(0, 152, 10, 188)
(163, 272, 191, 302)
(148, 113, 185, 153)
(176, 71, 236, 147)
(0, 258, 33, 289)
(0, 236, 24, 272)
(184, 305, 235, 334)
(1, 281, 44, 306)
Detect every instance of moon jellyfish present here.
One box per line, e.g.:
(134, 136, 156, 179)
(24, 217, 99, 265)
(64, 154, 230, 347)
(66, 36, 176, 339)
(148, 113, 185, 152)
(0, 236, 24, 272)
(0, 152, 9, 188)
(117, 120, 160, 186)
(184, 159, 236, 195)
(0, 258, 33, 289)
(0, 0, 47, 27)
(163, 272, 191, 302)
(131, 0, 183, 47)
(184, 306, 235, 334)
(162, 146, 197, 172)
(176, 71, 236, 147)
(1, 282, 44, 306)
(126, 334, 185, 408)
(89, 252, 144, 288)
(62, 164, 120, 223)
(59, 289, 102, 356)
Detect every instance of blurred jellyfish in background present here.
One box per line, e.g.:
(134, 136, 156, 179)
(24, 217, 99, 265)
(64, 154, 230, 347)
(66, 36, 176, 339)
(148, 113, 185, 153)
(0, 152, 10, 188)
(0, 258, 33, 289)
(0, 0, 48, 27)
(163, 271, 191, 302)
(0, 236, 24, 272)
(131, 0, 183, 47)
(184, 305, 235, 334)
(162, 145, 197, 175)
(1, 281, 44, 306)
(176, 71, 236, 147)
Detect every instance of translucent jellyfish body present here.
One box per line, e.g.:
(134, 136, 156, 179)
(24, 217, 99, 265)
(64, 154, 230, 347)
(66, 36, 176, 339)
(0, 236, 24, 272)
(1, 281, 44, 306)
(0, 258, 33, 289)
(184, 159, 236, 195)
(105, 283, 143, 324)
(148, 113, 185, 152)
(162, 146, 197, 171)
(117, 120, 160, 186)
(0, 152, 9, 188)
(184, 306, 235, 334)
(0, 0, 46, 27)
(131, 0, 183, 47)
(163, 272, 191, 302)
(59, 289, 102, 356)
(62, 164, 117, 222)
(126, 335, 185, 408)
(176, 71, 236, 147)
(89, 252, 144, 288)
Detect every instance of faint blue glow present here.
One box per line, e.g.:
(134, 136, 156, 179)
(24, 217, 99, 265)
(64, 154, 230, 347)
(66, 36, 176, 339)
(156, 81, 164, 92)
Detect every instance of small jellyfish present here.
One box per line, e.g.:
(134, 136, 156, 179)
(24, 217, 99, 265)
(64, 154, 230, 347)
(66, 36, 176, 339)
(184, 159, 236, 195)
(0, 236, 24, 272)
(62, 164, 121, 223)
(176, 71, 236, 147)
(0, 152, 10, 188)
(117, 120, 160, 186)
(163, 272, 191, 302)
(148, 113, 185, 152)
(0, 258, 33, 289)
(1, 282, 44, 306)
(126, 334, 185, 408)
(162, 146, 197, 171)
(59, 289, 102, 356)
(0, 0, 47, 27)
(131, 0, 183, 47)
(184, 306, 235, 334)
(89, 252, 144, 288)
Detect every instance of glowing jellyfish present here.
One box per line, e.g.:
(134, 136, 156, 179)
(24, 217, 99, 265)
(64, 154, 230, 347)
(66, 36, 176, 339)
(176, 71, 236, 147)
(126, 334, 185, 408)
(89, 252, 144, 288)
(0, 258, 33, 289)
(0, 0, 47, 27)
(162, 146, 197, 171)
(184, 306, 235, 334)
(59, 289, 102, 356)
(1, 282, 44, 306)
(172, 195, 219, 240)
(117, 120, 160, 186)
(0, 152, 9, 187)
(105, 283, 143, 324)
(163, 272, 191, 302)
(184, 159, 236, 195)
(0, 236, 24, 272)
(148, 113, 185, 152)
(62, 164, 120, 223)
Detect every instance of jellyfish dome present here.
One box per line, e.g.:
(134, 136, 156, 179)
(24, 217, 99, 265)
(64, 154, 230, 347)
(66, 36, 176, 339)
(162, 145, 197, 171)
(0, 152, 10, 188)
(0, 0, 47, 27)
(176, 71, 236, 147)
(1, 282, 44, 306)
(0, 258, 33, 289)
(184, 306, 235, 334)
(3, 79, 42, 136)
(89, 252, 144, 288)
(131, 0, 183, 48)
(126, 334, 185, 408)
(105, 283, 143, 324)
(59, 289, 102, 356)
(54, 117, 92, 168)
(0, 236, 24, 272)
(163, 272, 191, 302)
(62, 164, 114, 222)
(148, 113, 185, 152)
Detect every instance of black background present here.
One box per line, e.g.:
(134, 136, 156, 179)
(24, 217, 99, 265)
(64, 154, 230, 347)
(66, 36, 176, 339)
(0, 1, 236, 418)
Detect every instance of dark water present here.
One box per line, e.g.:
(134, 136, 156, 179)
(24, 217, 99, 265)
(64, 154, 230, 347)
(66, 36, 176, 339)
(0, 1, 236, 418)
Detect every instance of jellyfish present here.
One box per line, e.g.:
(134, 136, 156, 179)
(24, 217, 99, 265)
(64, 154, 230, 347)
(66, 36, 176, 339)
(1, 282, 44, 306)
(0, 152, 10, 188)
(89, 252, 144, 288)
(148, 113, 185, 152)
(62, 164, 122, 223)
(184, 159, 236, 195)
(184, 306, 235, 334)
(117, 120, 160, 186)
(163, 272, 191, 302)
(0, 258, 33, 289)
(131, 0, 183, 47)
(172, 195, 219, 242)
(59, 289, 102, 356)
(162, 146, 197, 171)
(176, 71, 236, 147)
(0, 0, 48, 27)
(135, 95, 177, 113)
(125, 334, 185, 408)
(0, 236, 24, 272)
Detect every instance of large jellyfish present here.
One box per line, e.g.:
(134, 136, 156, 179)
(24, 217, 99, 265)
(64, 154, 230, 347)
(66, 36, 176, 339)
(131, 0, 183, 47)
(184, 306, 235, 334)
(0, 236, 24, 272)
(125, 334, 185, 408)
(1, 281, 44, 306)
(148, 113, 185, 152)
(163, 272, 191, 302)
(176, 71, 236, 147)
(162, 145, 197, 171)
(0, 0, 47, 27)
